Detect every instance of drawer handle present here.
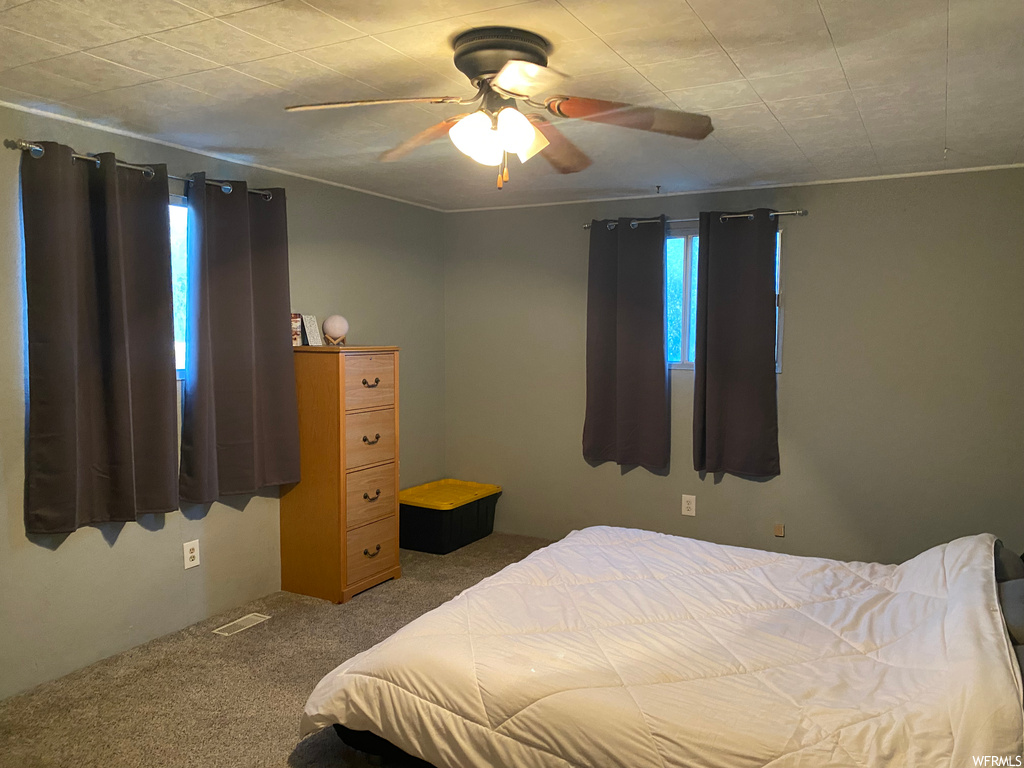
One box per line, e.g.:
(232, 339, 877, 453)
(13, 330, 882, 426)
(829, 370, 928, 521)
(362, 377, 381, 388)
(363, 544, 381, 558)
(363, 489, 381, 502)
(362, 433, 381, 445)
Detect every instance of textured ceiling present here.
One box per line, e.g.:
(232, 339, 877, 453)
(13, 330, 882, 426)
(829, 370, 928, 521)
(1, 0, 1022, 210)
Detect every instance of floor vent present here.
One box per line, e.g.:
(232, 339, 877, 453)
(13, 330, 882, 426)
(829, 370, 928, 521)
(213, 613, 270, 636)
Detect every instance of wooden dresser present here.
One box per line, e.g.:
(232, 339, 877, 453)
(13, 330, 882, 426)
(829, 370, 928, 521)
(280, 346, 401, 603)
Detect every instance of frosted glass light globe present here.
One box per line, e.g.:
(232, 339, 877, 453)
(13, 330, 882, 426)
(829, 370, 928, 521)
(448, 111, 503, 166)
(495, 108, 535, 156)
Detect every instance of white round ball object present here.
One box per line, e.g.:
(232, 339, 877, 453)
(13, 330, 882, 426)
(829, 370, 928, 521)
(322, 314, 349, 342)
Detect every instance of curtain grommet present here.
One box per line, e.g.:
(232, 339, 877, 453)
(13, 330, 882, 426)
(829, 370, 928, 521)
(629, 220, 639, 229)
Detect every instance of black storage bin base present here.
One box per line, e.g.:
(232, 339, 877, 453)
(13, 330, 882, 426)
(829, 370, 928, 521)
(400, 492, 501, 555)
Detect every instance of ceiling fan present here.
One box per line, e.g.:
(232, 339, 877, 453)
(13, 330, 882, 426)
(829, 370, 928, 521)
(284, 27, 714, 188)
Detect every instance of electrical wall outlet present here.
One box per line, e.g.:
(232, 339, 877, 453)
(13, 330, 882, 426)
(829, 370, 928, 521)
(681, 494, 696, 517)
(183, 540, 200, 569)
(774, 523, 785, 538)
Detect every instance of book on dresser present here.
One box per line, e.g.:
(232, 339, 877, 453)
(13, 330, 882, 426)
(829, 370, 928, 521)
(280, 346, 401, 603)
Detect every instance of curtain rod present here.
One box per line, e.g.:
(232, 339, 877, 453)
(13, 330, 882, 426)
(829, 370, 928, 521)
(4, 138, 273, 201)
(582, 210, 808, 230)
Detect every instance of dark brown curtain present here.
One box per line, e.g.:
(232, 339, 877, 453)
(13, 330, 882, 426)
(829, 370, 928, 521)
(20, 143, 179, 533)
(693, 209, 780, 477)
(179, 173, 300, 504)
(583, 217, 670, 471)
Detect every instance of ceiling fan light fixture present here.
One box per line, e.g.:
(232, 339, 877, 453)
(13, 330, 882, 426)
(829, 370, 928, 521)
(448, 106, 547, 167)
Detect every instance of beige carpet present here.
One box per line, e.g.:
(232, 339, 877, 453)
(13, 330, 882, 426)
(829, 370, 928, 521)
(0, 533, 549, 768)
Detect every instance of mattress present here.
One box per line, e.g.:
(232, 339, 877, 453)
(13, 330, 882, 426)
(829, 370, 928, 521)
(301, 526, 1024, 767)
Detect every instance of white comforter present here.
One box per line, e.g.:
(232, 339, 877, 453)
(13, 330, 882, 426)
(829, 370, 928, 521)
(302, 526, 1023, 767)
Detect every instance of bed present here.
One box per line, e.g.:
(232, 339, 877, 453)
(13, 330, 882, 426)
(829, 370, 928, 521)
(301, 526, 1024, 766)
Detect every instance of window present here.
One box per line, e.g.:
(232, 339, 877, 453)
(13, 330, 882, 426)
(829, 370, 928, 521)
(169, 203, 188, 374)
(666, 233, 700, 366)
(666, 228, 784, 372)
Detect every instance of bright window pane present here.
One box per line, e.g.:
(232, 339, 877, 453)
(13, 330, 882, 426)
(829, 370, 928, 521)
(775, 231, 782, 368)
(775, 231, 781, 293)
(665, 238, 686, 364)
(687, 235, 700, 363)
(169, 204, 188, 371)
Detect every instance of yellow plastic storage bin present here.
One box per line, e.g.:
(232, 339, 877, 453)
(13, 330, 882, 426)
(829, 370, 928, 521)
(399, 479, 502, 554)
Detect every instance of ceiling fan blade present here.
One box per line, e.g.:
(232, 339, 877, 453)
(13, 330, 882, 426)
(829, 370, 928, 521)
(545, 96, 713, 140)
(378, 115, 467, 162)
(491, 59, 566, 99)
(285, 95, 469, 112)
(527, 115, 592, 174)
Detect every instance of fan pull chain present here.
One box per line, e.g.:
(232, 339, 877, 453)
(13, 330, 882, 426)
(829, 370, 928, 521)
(496, 152, 508, 187)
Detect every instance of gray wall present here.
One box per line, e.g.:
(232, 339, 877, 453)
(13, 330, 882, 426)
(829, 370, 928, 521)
(443, 169, 1024, 565)
(0, 105, 446, 699)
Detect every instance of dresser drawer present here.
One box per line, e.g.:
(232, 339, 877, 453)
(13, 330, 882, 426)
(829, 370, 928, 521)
(346, 463, 396, 530)
(345, 409, 395, 469)
(345, 354, 395, 411)
(347, 516, 398, 585)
